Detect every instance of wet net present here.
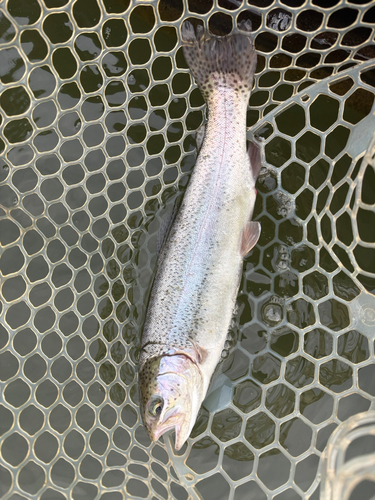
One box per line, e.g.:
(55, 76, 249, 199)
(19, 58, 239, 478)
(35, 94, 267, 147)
(0, 0, 375, 499)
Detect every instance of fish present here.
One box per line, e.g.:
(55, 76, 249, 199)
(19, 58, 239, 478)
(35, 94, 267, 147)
(138, 20, 262, 451)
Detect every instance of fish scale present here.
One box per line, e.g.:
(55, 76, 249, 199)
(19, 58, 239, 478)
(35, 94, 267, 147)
(139, 21, 262, 451)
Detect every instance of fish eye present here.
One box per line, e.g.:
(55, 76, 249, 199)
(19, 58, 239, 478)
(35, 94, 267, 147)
(149, 397, 163, 417)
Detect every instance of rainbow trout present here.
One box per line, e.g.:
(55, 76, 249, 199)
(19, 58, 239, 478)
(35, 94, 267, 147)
(139, 21, 261, 450)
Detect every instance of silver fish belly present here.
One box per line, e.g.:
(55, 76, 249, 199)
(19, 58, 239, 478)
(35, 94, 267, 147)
(139, 21, 262, 450)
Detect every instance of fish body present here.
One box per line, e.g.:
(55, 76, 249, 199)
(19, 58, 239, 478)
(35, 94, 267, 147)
(139, 21, 261, 450)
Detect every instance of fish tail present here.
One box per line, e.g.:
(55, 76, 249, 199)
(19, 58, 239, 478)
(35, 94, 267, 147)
(181, 20, 257, 99)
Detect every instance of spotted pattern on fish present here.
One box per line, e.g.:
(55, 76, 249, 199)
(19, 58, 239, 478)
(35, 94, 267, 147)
(182, 20, 256, 100)
(139, 357, 161, 410)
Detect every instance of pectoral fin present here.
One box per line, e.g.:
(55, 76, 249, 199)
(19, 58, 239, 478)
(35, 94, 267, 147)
(240, 221, 261, 257)
(193, 342, 208, 364)
(167, 341, 208, 365)
(189, 339, 209, 364)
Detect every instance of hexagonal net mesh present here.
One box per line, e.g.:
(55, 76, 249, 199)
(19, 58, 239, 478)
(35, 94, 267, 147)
(0, 0, 375, 499)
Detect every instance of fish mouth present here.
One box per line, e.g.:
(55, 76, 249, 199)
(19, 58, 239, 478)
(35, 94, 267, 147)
(148, 404, 193, 451)
(151, 423, 176, 443)
(174, 424, 191, 451)
(151, 418, 191, 451)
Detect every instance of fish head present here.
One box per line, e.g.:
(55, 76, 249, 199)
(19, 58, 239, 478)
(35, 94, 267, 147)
(139, 354, 204, 450)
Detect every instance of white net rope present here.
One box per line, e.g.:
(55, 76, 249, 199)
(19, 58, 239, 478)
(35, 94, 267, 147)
(0, 1, 375, 499)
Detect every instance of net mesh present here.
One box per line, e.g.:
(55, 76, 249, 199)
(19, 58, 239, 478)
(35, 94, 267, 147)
(0, 0, 375, 499)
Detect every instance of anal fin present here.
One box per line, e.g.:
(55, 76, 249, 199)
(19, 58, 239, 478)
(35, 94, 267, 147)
(156, 201, 179, 254)
(240, 221, 261, 257)
(196, 123, 206, 152)
(248, 141, 262, 180)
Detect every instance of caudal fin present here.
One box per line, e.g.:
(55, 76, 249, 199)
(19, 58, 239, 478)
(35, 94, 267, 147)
(181, 21, 257, 99)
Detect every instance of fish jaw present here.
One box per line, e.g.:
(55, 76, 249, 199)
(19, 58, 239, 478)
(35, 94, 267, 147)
(139, 354, 204, 450)
(148, 391, 193, 451)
